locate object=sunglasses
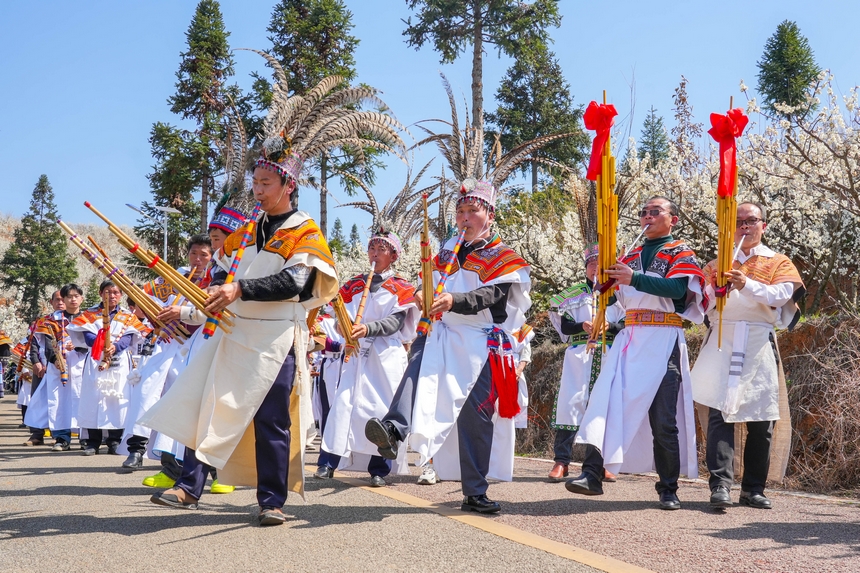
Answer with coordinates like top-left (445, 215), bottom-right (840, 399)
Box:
top-left (736, 218), bottom-right (763, 227)
top-left (638, 208), bottom-right (665, 218)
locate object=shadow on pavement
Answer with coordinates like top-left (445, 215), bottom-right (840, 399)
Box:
top-left (707, 520), bottom-right (860, 553)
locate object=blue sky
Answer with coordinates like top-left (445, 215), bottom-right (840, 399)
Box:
top-left (1, 0), bottom-right (857, 237)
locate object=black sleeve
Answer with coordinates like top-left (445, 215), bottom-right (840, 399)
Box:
top-left (364, 311), bottom-right (407, 338)
top-left (210, 266), bottom-right (228, 287)
top-left (238, 267), bottom-right (317, 302)
top-left (560, 316), bottom-right (585, 336)
top-left (449, 283), bottom-right (512, 315)
top-left (43, 339), bottom-right (57, 367)
top-left (28, 338), bottom-right (41, 364)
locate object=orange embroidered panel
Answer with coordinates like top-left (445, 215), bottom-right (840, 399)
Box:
top-left (263, 219), bottom-right (335, 267)
top-left (381, 276), bottom-right (417, 306)
top-left (339, 276), bottom-right (367, 304)
top-left (221, 222), bottom-right (257, 258)
top-left (514, 323), bottom-right (534, 343)
top-left (433, 237), bottom-right (527, 283)
top-left (705, 253), bottom-right (803, 287)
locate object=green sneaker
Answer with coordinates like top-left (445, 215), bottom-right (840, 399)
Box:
top-left (142, 471), bottom-right (176, 488)
top-left (210, 479), bottom-right (235, 494)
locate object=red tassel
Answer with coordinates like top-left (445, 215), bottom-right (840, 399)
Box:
top-left (91, 329), bottom-right (106, 362)
top-left (489, 353), bottom-right (521, 419)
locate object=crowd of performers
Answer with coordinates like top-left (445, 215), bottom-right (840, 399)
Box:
top-left (4, 156), bottom-right (803, 525)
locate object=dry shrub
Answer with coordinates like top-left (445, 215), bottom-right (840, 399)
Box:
top-left (782, 317), bottom-right (860, 494)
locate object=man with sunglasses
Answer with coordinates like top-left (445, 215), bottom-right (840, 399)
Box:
top-left (566, 196), bottom-right (706, 510)
top-left (691, 202), bottom-right (804, 510)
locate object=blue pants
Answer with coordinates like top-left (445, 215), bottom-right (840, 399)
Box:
top-left (316, 357), bottom-right (337, 469)
top-left (176, 350), bottom-right (295, 509)
top-left (52, 429), bottom-right (72, 445)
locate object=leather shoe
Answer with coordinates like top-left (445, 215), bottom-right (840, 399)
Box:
top-left (364, 418), bottom-right (399, 460)
top-left (658, 490), bottom-right (681, 510)
top-left (81, 447), bottom-right (98, 456)
top-left (739, 491), bottom-right (772, 509)
top-left (602, 469), bottom-right (618, 483)
top-left (258, 506), bottom-right (287, 526)
top-left (548, 462), bottom-right (569, 482)
top-left (106, 443), bottom-right (119, 455)
top-left (461, 494), bottom-right (501, 514)
top-left (369, 475), bottom-right (386, 487)
top-left (564, 473), bottom-right (604, 496)
top-left (314, 465), bottom-right (334, 479)
top-left (709, 485), bottom-right (732, 508)
top-left (120, 452), bottom-right (144, 472)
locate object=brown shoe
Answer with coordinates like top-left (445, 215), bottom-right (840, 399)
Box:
top-left (548, 462), bottom-right (569, 482)
top-left (603, 469), bottom-right (617, 482)
top-left (23, 439), bottom-right (44, 446)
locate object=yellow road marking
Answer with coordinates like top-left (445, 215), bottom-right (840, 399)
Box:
top-left (308, 466), bottom-right (654, 573)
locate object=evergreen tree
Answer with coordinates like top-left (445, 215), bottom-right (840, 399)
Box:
top-left (169, 0), bottom-right (235, 230)
top-left (485, 46), bottom-right (589, 189)
top-left (756, 20), bottom-right (821, 118)
top-left (638, 106), bottom-right (670, 165)
top-left (329, 217), bottom-right (346, 255)
top-left (254, 0), bottom-right (370, 237)
top-left (1, 175), bottom-right (77, 320)
top-left (132, 123), bottom-right (204, 271)
top-left (83, 274), bottom-right (101, 309)
top-left (670, 76), bottom-right (703, 177)
top-left (403, 0), bottom-right (561, 133)
top-left (348, 223), bottom-right (361, 250)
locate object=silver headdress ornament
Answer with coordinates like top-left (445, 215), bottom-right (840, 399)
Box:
top-left (414, 73), bottom-right (578, 219)
top-left (239, 48), bottom-right (408, 185)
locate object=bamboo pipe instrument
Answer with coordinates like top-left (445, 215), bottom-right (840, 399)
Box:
top-left (342, 261), bottom-right (377, 364)
top-left (84, 202), bottom-right (233, 333)
top-left (57, 220), bottom-right (189, 341)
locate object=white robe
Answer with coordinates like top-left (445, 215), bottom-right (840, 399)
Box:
top-left (34, 318), bottom-right (86, 431)
top-left (575, 267), bottom-right (704, 478)
top-left (411, 236), bottom-right (531, 483)
top-left (139, 211), bottom-right (338, 497)
top-left (68, 312), bottom-right (142, 430)
top-left (549, 285), bottom-right (626, 428)
top-left (322, 274), bottom-right (418, 475)
top-left (692, 244), bottom-right (800, 423)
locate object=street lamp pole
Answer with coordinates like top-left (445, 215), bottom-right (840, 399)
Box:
top-left (126, 204), bottom-right (181, 260)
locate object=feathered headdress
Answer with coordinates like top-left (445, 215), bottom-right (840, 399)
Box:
top-left (337, 156), bottom-right (440, 244)
top-left (240, 49), bottom-right (407, 185)
top-left (212, 103), bottom-right (254, 231)
top-left (414, 73), bottom-right (577, 216)
top-left (568, 177), bottom-right (599, 263)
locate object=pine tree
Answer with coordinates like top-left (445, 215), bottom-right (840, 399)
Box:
top-left (328, 217), bottom-right (346, 255)
top-left (254, 0), bottom-right (368, 237)
top-left (403, 0), bottom-right (561, 132)
top-left (756, 20), bottom-right (821, 118)
top-left (1, 175), bottom-right (77, 320)
top-left (83, 274), bottom-right (101, 309)
top-left (638, 106), bottom-right (670, 165)
top-left (671, 76), bottom-right (703, 177)
top-left (131, 123), bottom-right (204, 272)
top-left (485, 46), bottom-right (589, 189)
top-left (348, 223), bottom-right (361, 250)
top-left (169, 0), bottom-right (235, 230)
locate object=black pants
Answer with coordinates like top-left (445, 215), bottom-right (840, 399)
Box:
top-left (85, 428), bottom-right (123, 450)
top-left (176, 350), bottom-right (295, 509)
top-left (383, 335), bottom-right (495, 496)
top-left (583, 340), bottom-right (683, 494)
top-left (553, 429), bottom-right (577, 465)
top-left (706, 407), bottom-right (774, 494)
top-left (126, 434), bottom-right (148, 454)
top-left (316, 356), bottom-right (338, 469)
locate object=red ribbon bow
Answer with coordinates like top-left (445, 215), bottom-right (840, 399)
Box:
top-left (708, 108), bottom-right (748, 198)
top-left (584, 101), bottom-right (618, 181)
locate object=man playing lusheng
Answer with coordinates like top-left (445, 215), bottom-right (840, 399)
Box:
top-left (566, 196), bottom-right (706, 510)
top-left (141, 151), bottom-right (338, 526)
top-left (365, 178), bottom-right (531, 514)
top-left (691, 202), bottom-right (804, 510)
top-left (547, 246), bottom-right (624, 482)
top-left (320, 227), bottom-right (419, 486)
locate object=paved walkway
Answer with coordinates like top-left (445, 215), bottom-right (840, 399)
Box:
top-left (1, 396), bottom-right (858, 573)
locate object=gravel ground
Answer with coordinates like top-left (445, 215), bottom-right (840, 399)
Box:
top-left (362, 456), bottom-right (860, 573)
top-left (0, 397), bottom-right (599, 573)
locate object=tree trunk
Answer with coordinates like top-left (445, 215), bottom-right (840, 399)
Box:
top-left (471, 0), bottom-right (484, 149)
top-left (320, 154), bottom-right (328, 237)
top-left (532, 163), bottom-right (538, 192)
top-left (200, 170), bottom-right (209, 232)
